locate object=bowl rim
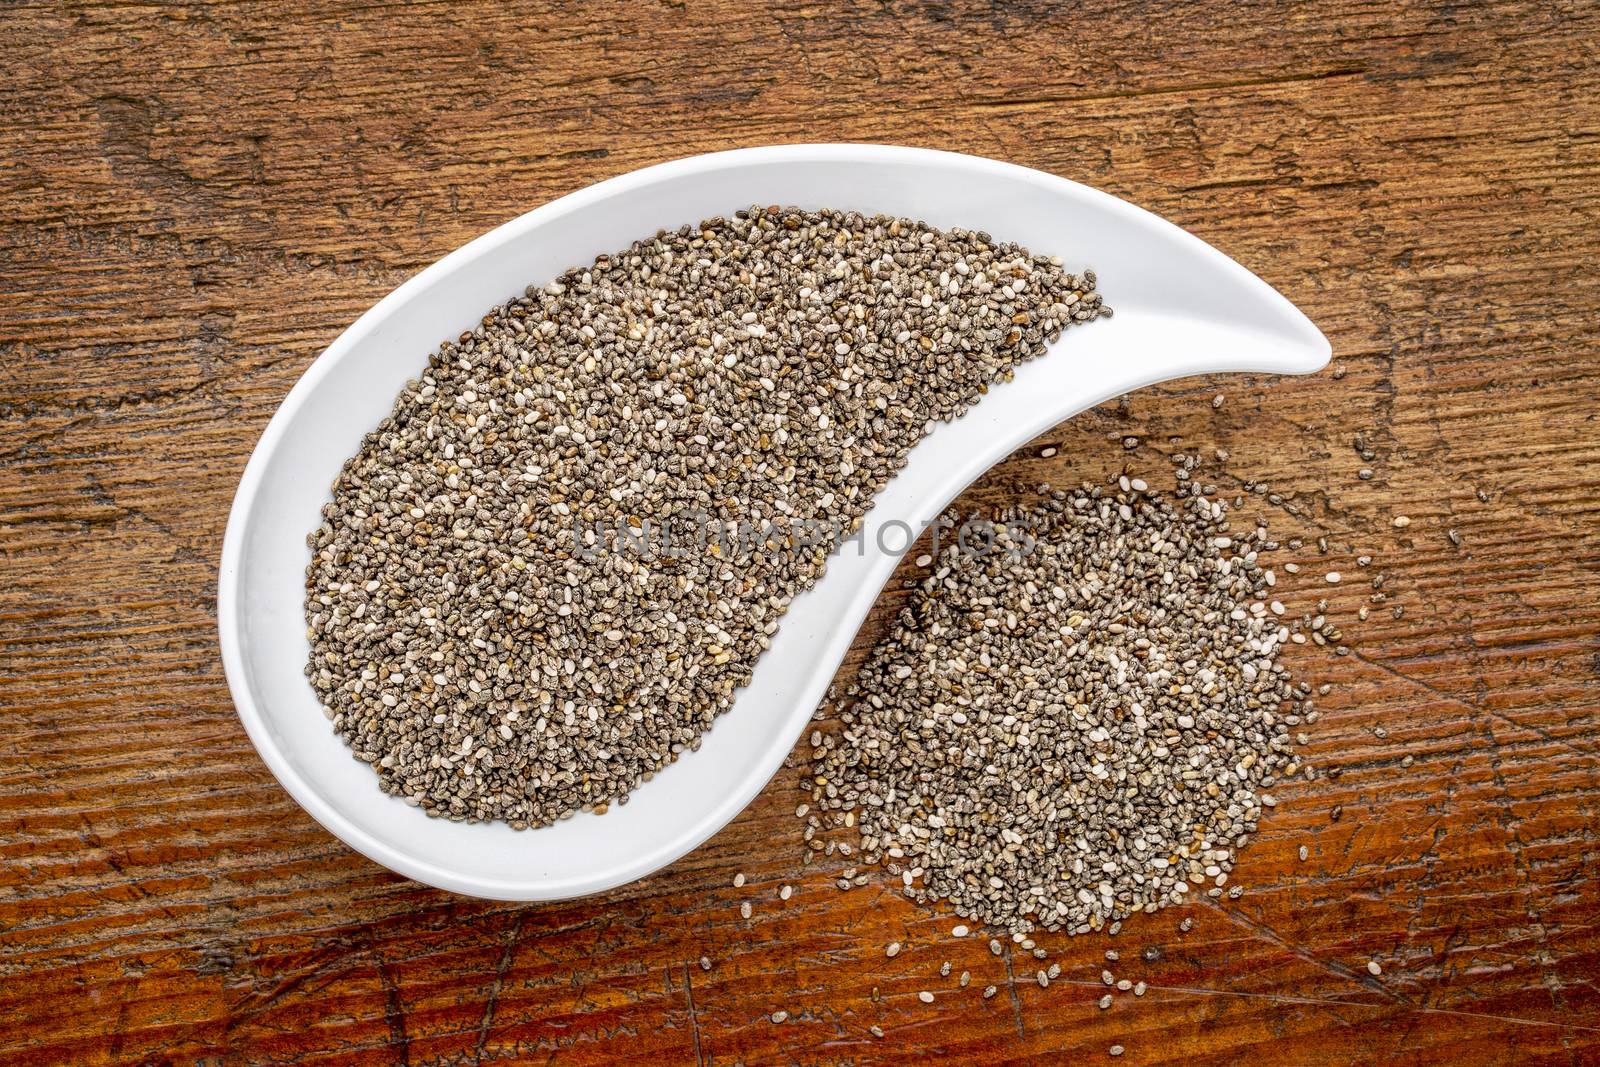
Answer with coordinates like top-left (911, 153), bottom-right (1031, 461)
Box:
top-left (217, 142), bottom-right (1327, 899)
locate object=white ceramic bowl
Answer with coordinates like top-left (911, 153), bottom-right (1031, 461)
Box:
top-left (218, 144), bottom-right (1329, 899)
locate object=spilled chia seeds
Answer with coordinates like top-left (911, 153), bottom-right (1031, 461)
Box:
top-left (800, 459), bottom-right (1323, 935)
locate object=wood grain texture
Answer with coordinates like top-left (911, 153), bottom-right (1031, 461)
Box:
top-left (2, 0), bottom-right (1597, 1063)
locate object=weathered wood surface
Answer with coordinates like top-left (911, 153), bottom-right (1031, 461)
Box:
top-left (2, 1), bottom-right (1598, 1063)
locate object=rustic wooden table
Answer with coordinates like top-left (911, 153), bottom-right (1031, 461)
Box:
top-left (3, 1), bottom-right (1598, 1064)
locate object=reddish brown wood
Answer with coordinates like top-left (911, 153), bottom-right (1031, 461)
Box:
top-left (2, 1), bottom-right (1597, 1063)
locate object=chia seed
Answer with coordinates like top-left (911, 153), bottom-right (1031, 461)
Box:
top-left (802, 469), bottom-right (1306, 934)
top-left (305, 207), bottom-right (1107, 826)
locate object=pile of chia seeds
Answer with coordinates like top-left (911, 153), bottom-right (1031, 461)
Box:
top-left (801, 467), bottom-right (1313, 935)
top-left (304, 206), bottom-right (1108, 827)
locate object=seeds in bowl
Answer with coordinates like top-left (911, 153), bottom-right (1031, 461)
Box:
top-left (304, 206), bottom-right (1109, 827)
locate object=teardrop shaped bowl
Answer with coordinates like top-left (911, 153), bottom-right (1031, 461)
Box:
top-left (218, 144), bottom-right (1330, 899)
